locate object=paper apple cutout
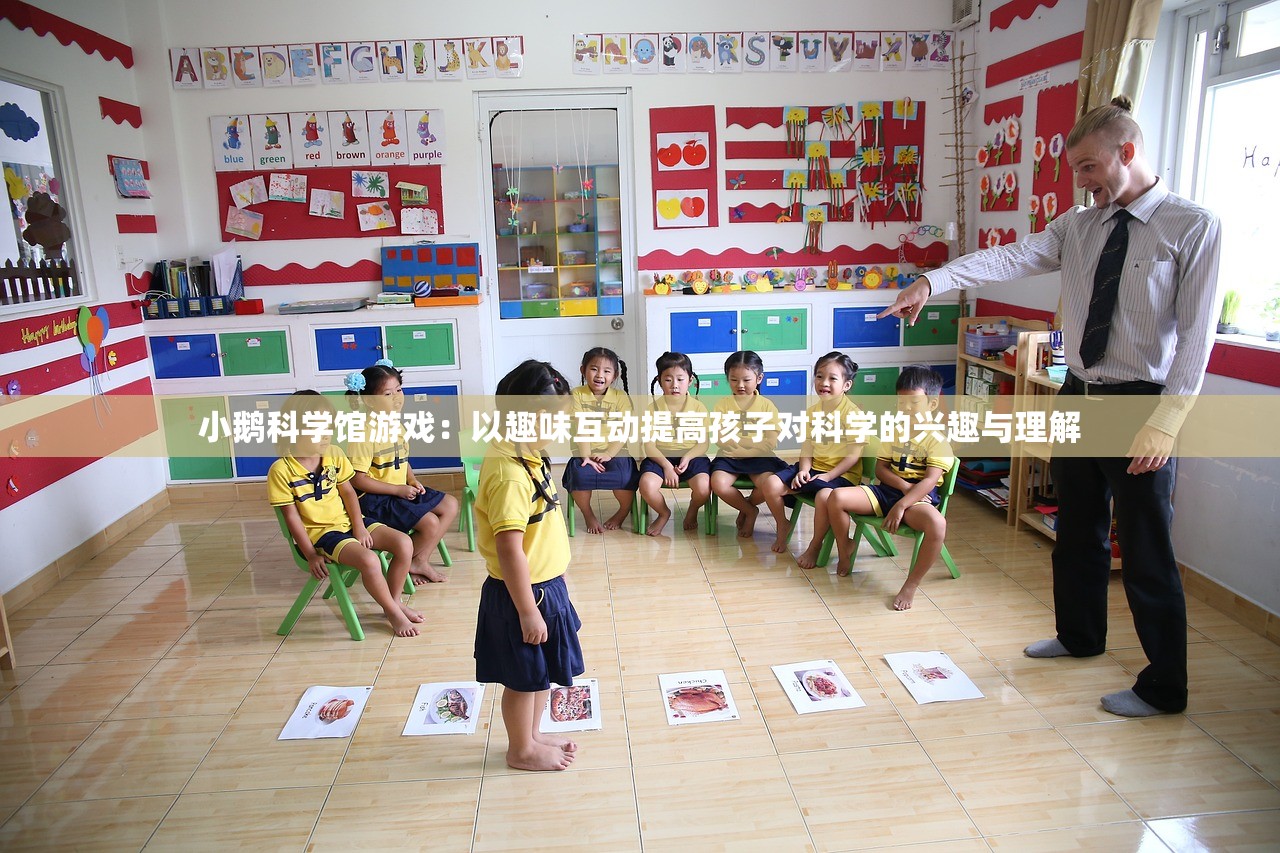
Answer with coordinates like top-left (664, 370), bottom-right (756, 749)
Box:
top-left (657, 144), bottom-right (682, 168)
top-left (682, 139), bottom-right (708, 167)
top-left (657, 197), bottom-right (682, 219)
top-left (680, 195), bottom-right (705, 218)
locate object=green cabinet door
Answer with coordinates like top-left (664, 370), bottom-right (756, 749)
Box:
top-left (850, 366), bottom-right (900, 416)
top-left (694, 375), bottom-right (732, 401)
top-left (740, 308), bottom-right (808, 352)
top-left (384, 323), bottom-right (456, 368)
top-left (218, 330), bottom-right (290, 376)
top-left (160, 395), bottom-right (233, 480)
top-left (903, 304), bottom-right (961, 347)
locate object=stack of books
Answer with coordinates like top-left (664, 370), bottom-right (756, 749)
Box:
top-left (365, 292), bottom-right (414, 310)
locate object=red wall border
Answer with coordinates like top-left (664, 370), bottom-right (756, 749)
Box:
top-left (990, 0), bottom-right (1062, 32)
top-left (0, 0), bottom-right (134, 68)
top-left (985, 32), bottom-right (1083, 88)
top-left (99, 97), bottom-right (142, 128)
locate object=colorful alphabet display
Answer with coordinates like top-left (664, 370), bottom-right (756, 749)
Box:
top-left (210, 111), bottom-right (445, 172)
top-left (170, 38), bottom-right (523, 88)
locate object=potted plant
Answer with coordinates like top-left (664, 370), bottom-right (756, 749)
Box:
top-left (1264, 285), bottom-right (1280, 342)
top-left (1218, 289), bottom-right (1242, 335)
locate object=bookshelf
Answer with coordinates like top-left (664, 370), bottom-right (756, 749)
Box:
top-left (492, 164), bottom-right (623, 319)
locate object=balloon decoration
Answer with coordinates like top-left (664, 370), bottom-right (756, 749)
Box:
top-left (77, 305), bottom-right (112, 422)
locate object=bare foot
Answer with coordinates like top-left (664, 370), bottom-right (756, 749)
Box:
top-left (506, 742), bottom-right (575, 771)
top-left (737, 505), bottom-right (758, 539)
top-left (583, 514), bottom-right (604, 534)
top-left (682, 508), bottom-right (700, 530)
top-left (410, 564), bottom-right (448, 584)
top-left (835, 556), bottom-right (852, 577)
top-left (646, 508), bottom-right (671, 537)
top-left (534, 731), bottom-right (579, 752)
top-left (893, 584), bottom-right (918, 611)
top-left (771, 524), bottom-right (792, 553)
top-left (386, 611), bottom-right (421, 637)
top-left (398, 602), bottom-right (425, 623)
top-left (602, 509), bottom-right (629, 530)
top-left (796, 544), bottom-right (821, 569)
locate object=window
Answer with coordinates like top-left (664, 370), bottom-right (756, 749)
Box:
top-left (1165, 0), bottom-right (1280, 336)
top-left (0, 71), bottom-right (86, 310)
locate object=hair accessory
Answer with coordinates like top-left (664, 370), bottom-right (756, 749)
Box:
top-left (374, 358), bottom-right (395, 368)
top-left (344, 371), bottom-right (366, 392)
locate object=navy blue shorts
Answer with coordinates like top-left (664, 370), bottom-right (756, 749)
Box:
top-left (860, 483), bottom-right (940, 517)
top-left (475, 575), bottom-right (584, 693)
top-left (638, 456), bottom-right (711, 483)
top-left (358, 488), bottom-right (446, 534)
top-left (711, 456), bottom-right (787, 477)
top-left (774, 463), bottom-right (857, 496)
top-left (561, 456), bottom-right (639, 492)
top-left (314, 518), bottom-right (384, 560)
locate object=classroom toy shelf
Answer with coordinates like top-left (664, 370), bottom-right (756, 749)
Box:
top-left (492, 164), bottom-right (623, 318)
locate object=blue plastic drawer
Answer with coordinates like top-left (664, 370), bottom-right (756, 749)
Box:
top-left (229, 392), bottom-right (286, 478)
top-left (314, 326), bottom-right (383, 372)
top-left (931, 363), bottom-right (958, 396)
top-left (832, 307), bottom-right (901, 348)
top-left (761, 369), bottom-right (808, 401)
top-left (670, 310), bottom-right (738, 354)
top-left (402, 384), bottom-right (461, 470)
top-left (150, 334), bottom-right (220, 379)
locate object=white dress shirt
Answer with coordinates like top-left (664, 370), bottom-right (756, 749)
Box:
top-left (924, 179), bottom-right (1221, 434)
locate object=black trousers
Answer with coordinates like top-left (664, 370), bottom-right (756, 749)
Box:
top-left (1049, 377), bottom-right (1187, 712)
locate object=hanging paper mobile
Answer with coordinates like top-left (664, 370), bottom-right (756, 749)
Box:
top-left (1049, 133), bottom-right (1065, 181)
top-left (783, 106), bottom-right (808, 158)
top-left (801, 205), bottom-right (826, 254)
top-left (784, 169), bottom-right (807, 218)
top-left (859, 101), bottom-right (884, 150)
top-left (821, 103), bottom-right (852, 140)
top-left (1033, 136), bottom-right (1046, 177)
top-left (806, 140), bottom-right (832, 190)
top-left (828, 169), bottom-right (848, 221)
top-left (894, 181), bottom-right (921, 221)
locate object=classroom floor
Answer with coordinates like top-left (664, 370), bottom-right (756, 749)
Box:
top-left (2, 484), bottom-right (1280, 852)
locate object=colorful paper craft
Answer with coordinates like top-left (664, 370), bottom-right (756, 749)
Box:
top-left (356, 200), bottom-right (395, 231)
top-left (111, 157), bottom-right (150, 198)
top-left (400, 207), bottom-right (439, 235)
top-left (352, 170), bottom-right (389, 198)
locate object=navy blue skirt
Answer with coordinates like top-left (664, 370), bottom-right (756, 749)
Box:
top-left (562, 456), bottom-right (639, 492)
top-left (639, 456), bottom-right (711, 483)
top-left (358, 488), bottom-right (446, 534)
top-left (711, 456), bottom-right (787, 477)
top-left (475, 575), bottom-right (584, 693)
top-left (774, 463), bottom-right (857, 495)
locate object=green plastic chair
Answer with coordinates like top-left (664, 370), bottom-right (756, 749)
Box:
top-left (781, 455), bottom-right (894, 566)
top-left (564, 481), bottom-right (646, 536)
top-left (845, 462), bottom-right (962, 578)
top-left (458, 456), bottom-right (482, 551)
top-left (274, 506), bottom-right (414, 641)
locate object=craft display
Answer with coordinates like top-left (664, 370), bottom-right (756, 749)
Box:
top-left (649, 105), bottom-right (718, 229)
top-left (1029, 82), bottom-right (1078, 233)
top-left (380, 243), bottom-right (480, 299)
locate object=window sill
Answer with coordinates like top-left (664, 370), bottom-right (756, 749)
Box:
top-left (0, 293), bottom-right (93, 321)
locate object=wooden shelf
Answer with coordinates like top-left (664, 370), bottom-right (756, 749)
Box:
top-left (1018, 510), bottom-right (1057, 540)
top-left (958, 350), bottom-right (1016, 376)
top-left (0, 593), bottom-right (13, 670)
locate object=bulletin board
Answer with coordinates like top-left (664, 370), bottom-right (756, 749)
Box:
top-left (213, 164), bottom-right (443, 241)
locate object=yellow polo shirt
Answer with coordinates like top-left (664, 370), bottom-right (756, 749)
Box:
top-left (348, 438), bottom-right (411, 490)
top-left (648, 394), bottom-right (709, 455)
top-left (267, 447), bottom-right (355, 543)
top-left (570, 385), bottom-right (633, 456)
top-left (808, 395), bottom-right (865, 472)
top-left (877, 431), bottom-right (955, 482)
top-left (476, 446), bottom-right (570, 584)
top-left (712, 393), bottom-right (780, 456)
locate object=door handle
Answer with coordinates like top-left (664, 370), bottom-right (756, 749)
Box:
top-left (610, 318), bottom-right (623, 330)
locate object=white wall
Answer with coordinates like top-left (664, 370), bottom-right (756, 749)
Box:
top-left (0, 0), bottom-right (165, 596)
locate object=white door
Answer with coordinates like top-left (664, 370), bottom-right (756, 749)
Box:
top-left (477, 90), bottom-right (642, 393)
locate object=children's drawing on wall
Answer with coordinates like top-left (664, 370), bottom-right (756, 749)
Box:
top-left (658, 33), bottom-right (685, 72)
top-left (401, 207), bottom-right (439, 235)
top-left (571, 33), bottom-right (601, 75)
top-left (907, 31), bottom-right (931, 71)
top-left (494, 36), bottom-right (524, 79)
top-left (881, 31), bottom-right (906, 71)
top-left (770, 32), bottom-right (797, 71)
top-left (464, 38), bottom-right (494, 80)
top-left (715, 33), bottom-right (742, 73)
top-left (930, 31), bottom-right (954, 69)
top-left (602, 34), bottom-right (630, 75)
top-left (743, 32), bottom-right (769, 72)
top-left (798, 31), bottom-right (826, 72)
top-left (853, 32), bottom-right (881, 72)
top-left (826, 31), bottom-right (852, 72)
top-left (225, 206), bottom-right (264, 239)
top-left (406, 39), bottom-right (434, 80)
top-left (632, 34), bottom-right (659, 75)
top-left (351, 170), bottom-right (389, 198)
top-left (434, 38), bottom-right (463, 81)
top-left (268, 173), bottom-right (307, 203)
top-left (229, 175), bottom-right (267, 208)
top-left (356, 200), bottom-right (395, 231)
top-left (308, 188), bottom-right (344, 219)
top-left (686, 33), bottom-right (714, 73)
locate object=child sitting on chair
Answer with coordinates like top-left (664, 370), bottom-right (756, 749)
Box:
top-left (825, 365), bottom-right (954, 610)
top-left (268, 391), bottom-right (420, 637)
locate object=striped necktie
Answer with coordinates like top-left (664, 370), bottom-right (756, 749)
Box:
top-left (1079, 209), bottom-right (1134, 368)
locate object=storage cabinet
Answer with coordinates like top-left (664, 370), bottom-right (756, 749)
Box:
top-left (218, 331), bottom-right (290, 376)
top-left (384, 323), bottom-right (455, 368)
top-left (314, 326), bottom-right (384, 372)
top-left (669, 307), bottom-right (810, 356)
top-left (833, 306), bottom-right (901, 348)
top-left (150, 334), bottom-right (220, 379)
top-left (160, 395), bottom-right (233, 481)
top-left (315, 321), bottom-right (458, 372)
top-left (904, 304), bottom-right (961, 347)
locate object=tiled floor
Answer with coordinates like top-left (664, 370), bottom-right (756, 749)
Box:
top-left (2, 487), bottom-right (1279, 851)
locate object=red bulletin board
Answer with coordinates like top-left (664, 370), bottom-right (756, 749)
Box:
top-left (1030, 82), bottom-right (1078, 233)
top-left (650, 105), bottom-right (719, 229)
top-left (213, 165), bottom-right (443, 242)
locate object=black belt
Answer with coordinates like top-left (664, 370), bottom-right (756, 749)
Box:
top-left (1062, 372), bottom-right (1163, 397)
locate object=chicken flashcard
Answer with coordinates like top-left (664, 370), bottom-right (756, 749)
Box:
top-left (288, 112), bottom-right (331, 167)
top-left (494, 36), bottom-right (524, 79)
top-left (658, 33), bottom-right (686, 73)
top-left (772, 660), bottom-right (866, 715)
top-left (268, 172), bottom-right (307, 203)
top-left (348, 42), bottom-right (380, 83)
top-left (327, 110), bottom-right (371, 166)
top-left (318, 43), bottom-right (349, 84)
top-left (377, 41), bottom-right (408, 82)
top-left (286, 44), bottom-right (319, 86)
top-left (464, 37), bottom-right (495, 80)
top-left (881, 32), bottom-right (906, 71)
top-left (403, 682), bottom-right (485, 736)
top-left (798, 32), bottom-right (827, 73)
top-left (259, 45), bottom-right (292, 87)
top-left (308, 188), bottom-right (344, 219)
top-left (356, 200), bottom-right (396, 231)
top-left (769, 32), bottom-right (798, 71)
top-left (199, 47), bottom-right (231, 90)
top-left (884, 651), bottom-right (984, 704)
top-left (407, 38), bottom-right (435, 80)
top-left (539, 679), bottom-right (603, 733)
top-left (351, 170), bottom-right (389, 198)
top-left (279, 686), bottom-right (372, 740)
top-left (366, 110), bottom-right (409, 166)
top-left (686, 33), bottom-right (714, 73)
top-left (571, 33), bottom-right (601, 75)
top-left (224, 206), bottom-right (264, 240)
top-left (853, 32), bottom-right (882, 72)
top-left (434, 38), bottom-right (464, 81)
top-left (230, 46), bottom-right (262, 87)
top-left (659, 670), bottom-right (740, 726)
top-left (249, 113), bottom-right (293, 169)
top-left (228, 175), bottom-right (267, 208)
top-left (827, 32), bottom-right (853, 72)
top-left (631, 34), bottom-right (659, 75)
top-left (210, 114), bottom-right (251, 171)
top-left (743, 32), bottom-right (770, 73)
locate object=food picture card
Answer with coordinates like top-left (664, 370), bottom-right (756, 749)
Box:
top-left (771, 660), bottom-right (866, 715)
top-left (224, 206), bottom-right (264, 239)
top-left (403, 682), bottom-right (485, 735)
top-left (352, 170), bottom-right (389, 198)
top-left (659, 670), bottom-right (740, 726)
top-left (356, 200), bottom-right (396, 231)
top-left (268, 172), bottom-right (307, 203)
top-left (884, 651), bottom-right (984, 704)
top-left (308, 188), bottom-right (344, 219)
top-left (279, 685), bottom-right (372, 740)
top-left (539, 678), bottom-right (603, 733)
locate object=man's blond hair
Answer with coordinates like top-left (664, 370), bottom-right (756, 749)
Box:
top-left (1067, 95), bottom-right (1144, 151)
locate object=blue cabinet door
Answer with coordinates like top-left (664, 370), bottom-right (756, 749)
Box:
top-left (930, 363), bottom-right (958, 396)
top-left (229, 392), bottom-right (287, 478)
top-left (832, 307), bottom-right (901, 348)
top-left (150, 334), bottom-right (220, 379)
top-left (670, 310), bottom-right (738, 354)
top-left (315, 326), bottom-right (383, 372)
top-left (402, 384), bottom-right (461, 470)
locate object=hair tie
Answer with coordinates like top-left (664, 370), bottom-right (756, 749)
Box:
top-left (374, 358), bottom-right (394, 368)
top-left (344, 371), bottom-right (366, 392)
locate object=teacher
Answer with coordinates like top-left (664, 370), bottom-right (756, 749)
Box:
top-left (880, 96), bottom-right (1221, 716)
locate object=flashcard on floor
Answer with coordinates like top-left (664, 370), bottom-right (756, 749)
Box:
top-left (539, 678), bottom-right (603, 733)
top-left (279, 685), bottom-right (372, 739)
top-left (884, 651), bottom-right (984, 704)
top-left (772, 660), bottom-right (866, 715)
top-left (659, 670), bottom-right (740, 726)
top-left (403, 682), bottom-right (485, 735)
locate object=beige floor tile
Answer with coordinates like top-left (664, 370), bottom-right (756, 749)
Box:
top-left (837, 609), bottom-right (985, 666)
top-left (946, 605), bottom-right (1059, 660)
top-left (151, 551), bottom-right (252, 577)
top-left (0, 722), bottom-right (98, 822)
top-left (635, 756), bottom-right (813, 851)
top-left (749, 668), bottom-right (914, 753)
top-left (918, 570), bottom-right (1047, 611)
top-left (376, 641), bottom-right (476, 683)
top-left (924, 730), bottom-right (1137, 835)
top-left (992, 655), bottom-right (1143, 726)
top-left (109, 653), bottom-right (274, 719)
top-left (877, 662), bottom-right (1050, 741)
top-left (1216, 633), bottom-right (1280, 680)
top-left (783, 743), bottom-right (979, 851)
top-left (144, 786), bottom-right (327, 851)
top-left (0, 794), bottom-right (175, 852)
top-left (114, 520), bottom-right (211, 549)
top-left (205, 565), bottom-right (311, 611)
top-left (6, 615), bottom-right (100, 666)
top-left (0, 665), bottom-right (40, 700)
top-left (473, 768), bottom-right (639, 852)
top-left (1061, 716), bottom-right (1280, 819)
top-left (0, 659), bottom-right (155, 726)
top-left (312, 779), bottom-right (481, 851)
top-left (1148, 809), bottom-right (1280, 852)
top-left (862, 842), bottom-right (991, 853)
top-left (49, 612), bottom-right (198, 664)
top-left (74, 544), bottom-right (181, 579)
top-left (275, 602), bottom-right (401, 652)
top-left (712, 577), bottom-right (832, 626)
top-left (986, 821), bottom-right (1166, 851)
top-left (248, 649), bottom-right (386, 696)
top-left (484, 688), bottom-right (630, 774)
top-left (11, 577), bottom-right (146, 620)
top-left (33, 714), bottom-right (227, 802)
top-left (611, 590), bottom-right (725, 634)
top-left (106, 572), bottom-right (239, 616)
top-left (729, 620), bottom-right (858, 670)
top-left (1109, 644), bottom-right (1280, 714)
top-left (622, 687), bottom-right (776, 768)
top-left (165, 608), bottom-right (286, 658)
top-left (1191, 708), bottom-right (1280, 785)
top-left (616, 627), bottom-right (747, 693)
